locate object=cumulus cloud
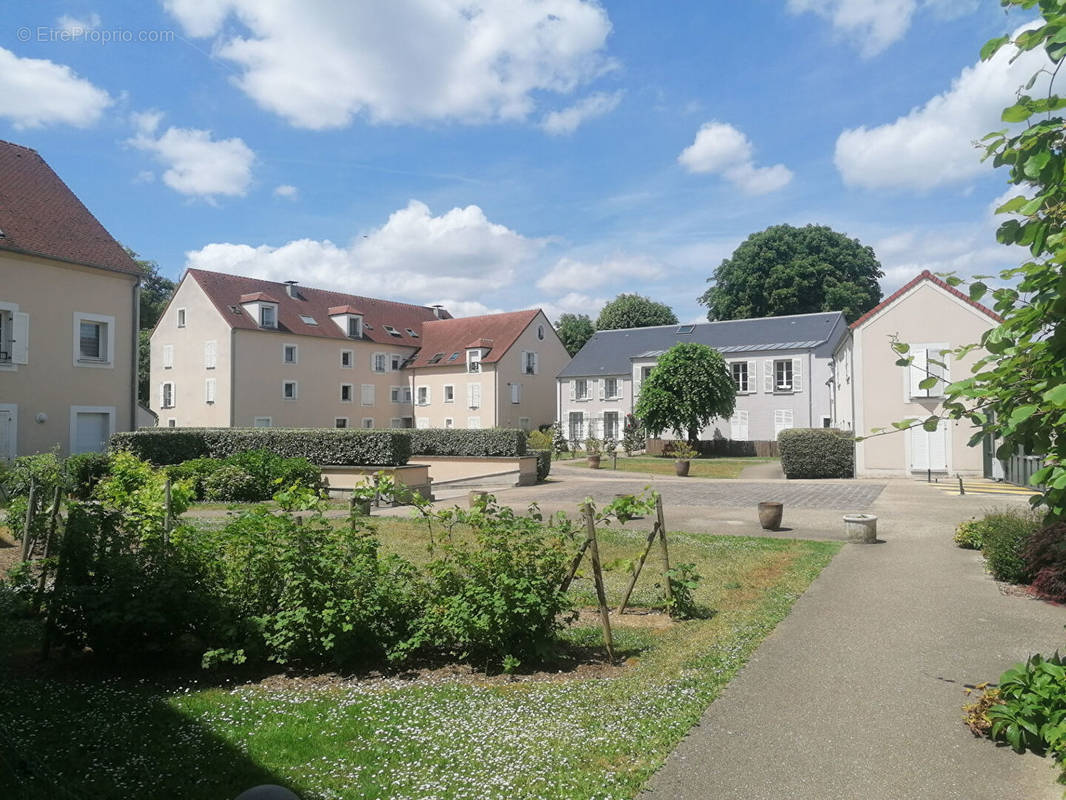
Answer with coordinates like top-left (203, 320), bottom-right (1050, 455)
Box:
top-left (184, 200), bottom-right (545, 306)
top-left (786, 0), bottom-right (916, 57)
top-left (162, 0), bottom-right (615, 129)
top-left (128, 111), bottom-right (255, 200)
top-left (273, 184), bottom-right (298, 199)
top-left (537, 254), bottom-right (665, 294)
top-left (538, 292), bottom-right (609, 324)
top-left (57, 13), bottom-right (102, 34)
top-left (0, 47), bottom-right (111, 129)
top-left (678, 122), bottom-right (793, 195)
top-left (834, 25), bottom-right (1048, 191)
top-left (540, 91), bottom-right (622, 135)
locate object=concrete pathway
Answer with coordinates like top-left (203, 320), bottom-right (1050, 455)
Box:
top-left (738, 459), bottom-right (786, 480)
top-left (641, 478), bottom-right (1065, 800)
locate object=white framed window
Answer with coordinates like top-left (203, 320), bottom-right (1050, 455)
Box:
top-left (260, 304), bottom-right (277, 329)
top-left (390, 386), bottom-right (411, 404)
top-left (341, 383), bottom-right (353, 403)
top-left (372, 352), bottom-right (387, 373)
top-left (167, 418), bottom-right (176, 428)
top-left (467, 350), bottom-right (482, 373)
top-left (908, 346), bottom-right (950, 399)
top-left (568, 411), bottom-right (585, 443)
top-left (467, 382), bottom-right (482, 409)
top-left (417, 386), bottom-right (430, 405)
top-left (604, 378), bottom-right (619, 399)
top-left (69, 406), bottom-right (116, 454)
top-left (537, 324), bottom-right (545, 340)
top-left (253, 416), bottom-right (272, 428)
top-left (731, 362), bottom-right (749, 393)
top-left (730, 411), bottom-right (749, 441)
top-left (282, 380), bottom-right (298, 400)
top-left (361, 417), bottom-right (375, 428)
top-left (519, 417), bottom-right (531, 432)
top-left (766, 358), bottom-right (802, 393)
top-left (160, 381), bottom-right (175, 409)
top-left (390, 353), bottom-right (405, 371)
top-left (204, 340), bottom-right (217, 369)
top-left (640, 366), bottom-right (653, 382)
top-left (176, 308), bottom-right (187, 328)
top-left (162, 344), bottom-right (174, 369)
top-left (774, 409), bottom-right (794, 437)
top-left (348, 316), bottom-right (362, 338)
top-left (283, 343), bottom-right (298, 364)
top-left (467, 416), bottom-right (482, 429)
top-left (0, 302), bottom-right (28, 368)
top-left (335, 417), bottom-right (349, 429)
top-left (510, 383), bottom-right (522, 404)
top-left (416, 417), bottom-right (430, 429)
top-left (73, 312), bottom-right (115, 367)
top-left (574, 379), bottom-right (589, 401)
top-left (390, 417), bottom-right (404, 428)
top-left (444, 417), bottom-right (454, 429)
top-left (361, 384), bottom-right (375, 406)
top-left (340, 349), bottom-right (353, 368)
top-left (774, 359), bottom-right (793, 391)
top-left (603, 411), bottom-right (619, 440)
top-left (204, 378), bottom-right (216, 404)
top-left (822, 416), bottom-right (833, 428)
top-left (443, 384), bottom-right (455, 403)
top-left (522, 351), bottom-right (538, 375)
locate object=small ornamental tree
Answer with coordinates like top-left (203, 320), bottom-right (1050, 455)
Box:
top-left (551, 421), bottom-right (570, 458)
top-left (622, 413), bottom-right (645, 456)
top-left (596, 293), bottom-right (678, 330)
top-left (634, 343), bottom-right (736, 443)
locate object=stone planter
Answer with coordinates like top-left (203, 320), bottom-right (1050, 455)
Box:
top-left (758, 501), bottom-right (784, 531)
top-left (587, 455), bottom-right (601, 469)
top-left (674, 459), bottom-right (690, 477)
top-left (844, 513), bottom-right (878, 543)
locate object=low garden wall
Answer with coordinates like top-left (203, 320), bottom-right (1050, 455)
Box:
top-left (646, 438), bottom-right (780, 458)
top-left (319, 464), bottom-right (432, 500)
top-left (414, 456), bottom-right (540, 487)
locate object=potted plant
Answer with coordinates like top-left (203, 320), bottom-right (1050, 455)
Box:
top-left (585, 436), bottom-right (603, 469)
top-left (669, 441), bottom-right (697, 476)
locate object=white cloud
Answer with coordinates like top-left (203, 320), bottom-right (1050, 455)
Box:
top-left (163, 0), bottom-right (615, 129)
top-left (57, 13), bottom-right (102, 34)
top-left (834, 26), bottom-right (1048, 191)
top-left (537, 254), bottom-right (665, 293)
top-left (184, 200), bottom-right (544, 305)
top-left (538, 292), bottom-right (609, 324)
top-left (128, 111), bottom-right (255, 200)
top-left (678, 122), bottom-right (793, 195)
top-left (787, 0), bottom-right (915, 57)
top-left (0, 47), bottom-right (111, 129)
top-left (273, 184), bottom-right (299, 199)
top-left (540, 91), bottom-right (622, 135)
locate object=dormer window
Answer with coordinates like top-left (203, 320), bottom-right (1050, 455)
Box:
top-left (348, 317), bottom-right (361, 338)
top-left (239, 292), bottom-right (280, 330)
top-left (467, 350), bottom-right (482, 373)
top-left (329, 305), bottom-right (364, 339)
top-left (260, 305), bottom-right (276, 328)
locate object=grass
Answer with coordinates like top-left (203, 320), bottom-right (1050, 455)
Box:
top-left (563, 454), bottom-right (778, 479)
top-left (0, 515), bottom-right (838, 800)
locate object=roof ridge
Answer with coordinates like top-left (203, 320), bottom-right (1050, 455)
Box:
top-left (593, 310), bottom-right (843, 335)
top-left (0, 139), bottom-right (39, 155)
top-left (849, 270), bottom-right (1001, 329)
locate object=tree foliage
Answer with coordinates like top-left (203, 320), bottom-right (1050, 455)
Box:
top-left (126, 248), bottom-right (175, 404)
top-left (891, 4), bottom-right (1066, 520)
top-left (634, 343), bottom-right (736, 443)
top-left (596, 293), bottom-right (678, 330)
top-left (555, 313), bottom-right (596, 356)
top-left (700, 224), bottom-right (883, 323)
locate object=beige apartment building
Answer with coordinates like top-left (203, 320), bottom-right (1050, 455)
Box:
top-left (834, 270), bottom-right (1000, 477)
top-left (0, 140), bottom-right (142, 457)
top-left (404, 309), bottom-right (569, 431)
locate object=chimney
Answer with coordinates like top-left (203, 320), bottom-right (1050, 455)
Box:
top-left (432, 304), bottom-right (445, 319)
top-left (284, 280), bottom-right (300, 299)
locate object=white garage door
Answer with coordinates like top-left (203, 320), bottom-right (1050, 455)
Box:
top-left (72, 410), bottom-right (111, 454)
top-left (0, 408), bottom-right (15, 459)
top-left (910, 421), bottom-right (947, 472)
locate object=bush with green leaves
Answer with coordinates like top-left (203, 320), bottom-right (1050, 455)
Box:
top-left (1023, 522), bottom-right (1066, 602)
top-left (1, 452), bottom-right (66, 500)
top-left (981, 508), bottom-right (1043, 584)
top-left (65, 452), bottom-right (112, 500)
top-left (527, 429), bottom-right (553, 451)
top-left (622, 413), bottom-right (645, 456)
top-left (985, 653), bottom-right (1066, 760)
top-left (532, 449), bottom-right (551, 482)
top-left (407, 428), bottom-right (527, 457)
top-left (954, 519), bottom-right (986, 550)
top-left (778, 428), bottom-right (854, 479)
top-left (165, 450), bottom-right (320, 501)
top-left (203, 465), bottom-right (260, 503)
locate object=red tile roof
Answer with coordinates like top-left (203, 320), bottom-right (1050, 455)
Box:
top-left (240, 291), bottom-right (279, 303)
top-left (850, 269), bottom-right (1002, 330)
top-left (0, 140), bottom-right (141, 275)
top-left (408, 310), bottom-right (541, 368)
top-left (466, 338), bottom-right (495, 349)
top-left (188, 269), bottom-right (451, 345)
top-left (328, 304), bottom-right (364, 316)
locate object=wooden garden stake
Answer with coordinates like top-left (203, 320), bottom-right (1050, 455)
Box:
top-left (559, 536), bottom-right (592, 593)
top-left (656, 494), bottom-right (673, 607)
top-left (35, 486), bottom-right (63, 607)
top-left (617, 522), bottom-right (660, 615)
top-left (583, 503), bottom-right (615, 663)
top-left (20, 479), bottom-right (36, 562)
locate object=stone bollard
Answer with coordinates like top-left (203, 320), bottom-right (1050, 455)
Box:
top-left (843, 513), bottom-right (878, 543)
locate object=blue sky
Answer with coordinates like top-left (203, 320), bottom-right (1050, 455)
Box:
top-left (0, 0), bottom-right (1040, 321)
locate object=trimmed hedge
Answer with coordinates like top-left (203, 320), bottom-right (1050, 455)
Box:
top-left (407, 428), bottom-right (527, 457)
top-left (778, 428), bottom-right (854, 479)
top-left (533, 449), bottom-right (551, 482)
top-left (110, 428), bottom-right (411, 466)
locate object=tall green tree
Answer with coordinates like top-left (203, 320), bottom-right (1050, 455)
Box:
top-left (555, 313), bottom-right (595, 356)
top-left (700, 224), bottom-right (883, 323)
top-left (634, 342), bottom-right (735, 443)
top-left (125, 248), bottom-right (176, 404)
top-left (596, 293), bottom-right (678, 330)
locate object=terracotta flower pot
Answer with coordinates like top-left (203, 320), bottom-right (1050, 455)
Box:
top-left (675, 459), bottom-right (690, 477)
top-left (758, 501), bottom-right (783, 531)
top-left (587, 455), bottom-right (601, 469)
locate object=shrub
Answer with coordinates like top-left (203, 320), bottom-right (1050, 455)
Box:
top-left (1023, 522), bottom-right (1066, 602)
top-left (954, 519), bottom-right (987, 550)
top-left (622, 414), bottom-right (645, 456)
top-left (224, 450), bottom-right (320, 498)
top-left (528, 429), bottom-right (553, 451)
top-left (203, 465), bottom-right (259, 502)
top-left (533, 449), bottom-right (551, 482)
top-left (65, 452), bottom-right (112, 500)
top-left (407, 428), bottom-right (527, 457)
top-left (985, 653), bottom-right (1066, 758)
top-left (981, 508), bottom-right (1043, 583)
top-left (109, 430), bottom-right (209, 464)
top-left (1, 452), bottom-right (65, 499)
top-left (778, 428), bottom-right (854, 479)
top-left (165, 457), bottom-right (224, 500)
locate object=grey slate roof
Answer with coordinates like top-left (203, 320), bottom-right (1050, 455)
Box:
top-left (558, 312), bottom-right (847, 378)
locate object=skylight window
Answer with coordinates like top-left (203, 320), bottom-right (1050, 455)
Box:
top-left (384, 325), bottom-right (403, 337)
top-left (677, 324), bottom-right (695, 334)
top-left (447, 352), bottom-right (460, 362)
top-left (299, 314), bottom-right (318, 325)
top-left (428, 352), bottom-right (445, 364)
top-left (406, 328), bottom-right (419, 338)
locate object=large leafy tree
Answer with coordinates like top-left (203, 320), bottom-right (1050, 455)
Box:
top-left (700, 224), bottom-right (883, 323)
top-left (126, 248), bottom-right (175, 404)
top-left (596, 293), bottom-right (678, 330)
top-left (556, 313), bottom-right (596, 356)
top-left (634, 343), bottom-right (735, 443)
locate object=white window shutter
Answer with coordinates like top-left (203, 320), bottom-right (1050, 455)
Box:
top-left (159, 383), bottom-right (165, 409)
top-left (792, 357), bottom-right (803, 393)
top-left (204, 340), bottom-right (217, 369)
top-left (940, 351), bottom-right (951, 390)
top-left (909, 349), bottom-right (928, 398)
top-left (11, 312), bottom-right (29, 364)
top-left (162, 344), bottom-right (174, 369)
top-left (569, 380), bottom-right (576, 401)
top-left (533, 352), bottom-right (539, 375)
top-left (746, 360), bottom-right (755, 393)
top-left (910, 424), bottom-right (929, 470)
top-left (204, 378), bottom-right (216, 403)
top-left (763, 360), bottom-right (774, 393)
top-left (598, 379), bottom-right (606, 400)
top-left (473, 384), bottom-right (481, 408)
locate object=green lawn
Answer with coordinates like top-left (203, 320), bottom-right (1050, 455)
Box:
top-left (0, 516), bottom-right (837, 800)
top-left (563, 454), bottom-right (778, 479)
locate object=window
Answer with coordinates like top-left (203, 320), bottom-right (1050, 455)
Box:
top-left (510, 383), bottom-right (522, 404)
top-left (260, 305), bottom-right (277, 329)
top-left (640, 366), bottom-right (653, 382)
top-left (467, 350), bottom-right (481, 373)
top-left (537, 324), bottom-right (544, 340)
top-left (467, 416), bottom-right (482, 429)
top-left (677, 324), bottom-right (695, 334)
top-left (204, 340), bottom-right (217, 369)
top-left (417, 386), bottom-right (430, 405)
top-left (362, 417), bottom-right (374, 428)
top-left (361, 384), bottom-right (375, 406)
top-left (253, 416), bottom-right (272, 428)
top-left (372, 352), bottom-right (387, 373)
top-left (384, 325), bottom-right (402, 337)
top-left (731, 362), bottom-right (749, 393)
top-left (390, 417), bottom-right (404, 428)
top-left (908, 347), bottom-right (949, 399)
top-left (604, 378), bottom-right (619, 399)
top-left (774, 409), bottom-right (794, 436)
top-left (444, 417), bottom-right (454, 429)
top-left (603, 411), bottom-right (619, 440)
top-left (204, 378), bottom-right (216, 404)
top-left (574, 379), bottom-right (589, 401)
top-left (0, 303), bottom-right (28, 367)
top-left (282, 380), bottom-right (298, 400)
top-left (335, 417), bottom-right (348, 429)
top-left (390, 353), bottom-right (405, 371)
top-left (766, 358), bottom-right (802, 393)
top-left (568, 411), bottom-right (585, 443)
top-left (774, 359), bottom-right (793, 391)
top-left (341, 384), bottom-right (353, 402)
top-left (428, 352), bottom-right (444, 364)
top-left (299, 314), bottom-right (318, 326)
top-left (341, 349), bottom-right (353, 368)
top-left (390, 386), bottom-right (411, 404)
top-left (167, 418), bottom-right (176, 428)
top-left (443, 385), bottom-right (455, 403)
top-left (283, 343), bottom-right (298, 364)
top-left (74, 313), bottom-right (114, 367)
top-left (519, 417), bottom-right (531, 432)
top-left (467, 383), bottom-right (482, 409)
top-left (447, 352), bottom-right (460, 362)
top-left (523, 351), bottom-right (538, 375)
top-left (406, 328), bottom-right (419, 338)
top-left (822, 416), bottom-right (832, 428)
top-left (162, 344), bottom-right (174, 369)
top-left (347, 317), bottom-right (362, 338)
top-left (177, 308), bottom-right (187, 328)
top-left (160, 382), bottom-right (175, 409)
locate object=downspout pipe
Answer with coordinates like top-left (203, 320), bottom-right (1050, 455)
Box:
top-left (131, 278), bottom-right (141, 431)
